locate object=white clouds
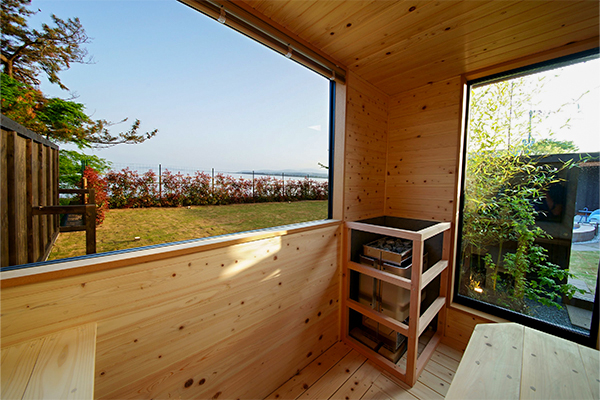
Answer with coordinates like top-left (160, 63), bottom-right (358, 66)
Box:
top-left (308, 125), bottom-right (322, 131)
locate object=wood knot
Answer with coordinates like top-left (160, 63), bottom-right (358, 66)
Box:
top-left (409, 6), bottom-right (416, 12)
top-left (184, 379), bottom-right (194, 388)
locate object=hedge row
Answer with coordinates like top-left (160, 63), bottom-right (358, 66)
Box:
top-left (105, 168), bottom-right (328, 208)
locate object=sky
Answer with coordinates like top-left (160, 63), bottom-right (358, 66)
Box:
top-left (26, 0), bottom-right (600, 173)
top-left (31, 0), bottom-right (331, 174)
top-left (532, 59), bottom-right (600, 152)
top-left (470, 57), bottom-right (600, 153)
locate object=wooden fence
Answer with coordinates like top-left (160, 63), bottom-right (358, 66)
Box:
top-left (1, 115), bottom-right (99, 269)
top-left (1, 115), bottom-right (60, 268)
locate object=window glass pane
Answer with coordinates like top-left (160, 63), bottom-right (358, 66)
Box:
top-left (457, 55), bottom-right (599, 340)
top-left (1, 0), bottom-right (330, 269)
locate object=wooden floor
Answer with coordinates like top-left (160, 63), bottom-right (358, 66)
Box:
top-left (266, 339), bottom-right (463, 400)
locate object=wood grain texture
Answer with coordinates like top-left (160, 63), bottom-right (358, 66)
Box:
top-left (299, 349), bottom-right (366, 399)
top-left (331, 360), bottom-right (382, 399)
top-left (1, 337), bottom-right (45, 399)
top-left (447, 324), bottom-right (599, 399)
top-left (578, 344), bottom-right (600, 400)
top-left (1, 324), bottom-right (96, 400)
top-left (265, 341), bottom-right (352, 400)
top-left (22, 323), bottom-right (97, 400)
top-left (443, 306), bottom-right (499, 349)
top-left (1, 224), bottom-right (341, 400)
top-left (445, 323), bottom-right (523, 400)
top-left (521, 326), bottom-right (593, 400)
top-left (1, 127), bottom-right (59, 268)
top-left (385, 78), bottom-right (463, 222)
top-left (268, 336), bottom-right (463, 400)
top-left (343, 72), bottom-right (388, 221)
top-left (239, 1), bottom-right (599, 95)
top-left (1, 129), bottom-right (8, 268)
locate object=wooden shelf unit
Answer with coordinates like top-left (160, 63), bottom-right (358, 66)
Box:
top-left (342, 220), bottom-right (451, 386)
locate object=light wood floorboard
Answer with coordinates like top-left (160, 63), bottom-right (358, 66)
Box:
top-left (267, 338), bottom-right (463, 400)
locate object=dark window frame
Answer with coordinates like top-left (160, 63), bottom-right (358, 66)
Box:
top-left (454, 48), bottom-right (600, 348)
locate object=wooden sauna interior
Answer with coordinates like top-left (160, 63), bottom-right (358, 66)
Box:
top-left (1, 1), bottom-right (598, 398)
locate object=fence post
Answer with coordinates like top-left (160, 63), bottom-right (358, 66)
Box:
top-left (85, 188), bottom-right (96, 255)
top-left (282, 172), bottom-right (285, 199)
top-left (26, 139), bottom-right (34, 263)
top-left (212, 168), bottom-right (215, 194)
top-left (252, 170), bottom-right (255, 202)
top-left (159, 164), bottom-right (162, 200)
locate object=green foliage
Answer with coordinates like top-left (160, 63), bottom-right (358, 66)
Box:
top-left (59, 149), bottom-right (112, 189)
top-left (2, 72), bottom-right (158, 148)
top-left (0, 72), bottom-right (46, 132)
top-left (1, 2), bottom-right (158, 148)
top-left (528, 138), bottom-right (579, 155)
top-left (461, 73), bottom-right (585, 312)
top-left (1, 0), bottom-right (90, 90)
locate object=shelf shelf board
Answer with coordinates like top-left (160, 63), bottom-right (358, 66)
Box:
top-left (420, 259), bottom-right (448, 290)
top-left (346, 298), bottom-right (410, 337)
top-left (348, 261), bottom-right (412, 290)
top-left (419, 297), bottom-right (446, 336)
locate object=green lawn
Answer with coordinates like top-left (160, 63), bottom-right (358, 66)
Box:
top-left (49, 200), bottom-right (328, 260)
top-left (569, 249), bottom-right (600, 292)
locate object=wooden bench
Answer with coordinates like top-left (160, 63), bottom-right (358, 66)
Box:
top-left (446, 323), bottom-right (599, 399)
top-left (1, 323), bottom-right (97, 400)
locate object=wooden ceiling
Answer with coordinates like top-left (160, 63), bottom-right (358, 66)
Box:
top-left (238, 0), bottom-right (599, 95)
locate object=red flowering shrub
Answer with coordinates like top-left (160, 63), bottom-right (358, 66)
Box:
top-left (83, 166), bottom-right (109, 225)
top-left (105, 168), bottom-right (328, 208)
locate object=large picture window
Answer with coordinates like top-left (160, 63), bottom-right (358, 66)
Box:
top-left (1, 0), bottom-right (332, 270)
top-left (455, 50), bottom-right (600, 346)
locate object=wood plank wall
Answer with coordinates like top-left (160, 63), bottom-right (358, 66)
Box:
top-left (343, 72), bottom-right (389, 221)
top-left (385, 78), bottom-right (464, 222)
top-left (0, 224), bottom-right (341, 399)
top-left (384, 77), bottom-right (472, 349)
top-left (1, 125), bottom-right (59, 268)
